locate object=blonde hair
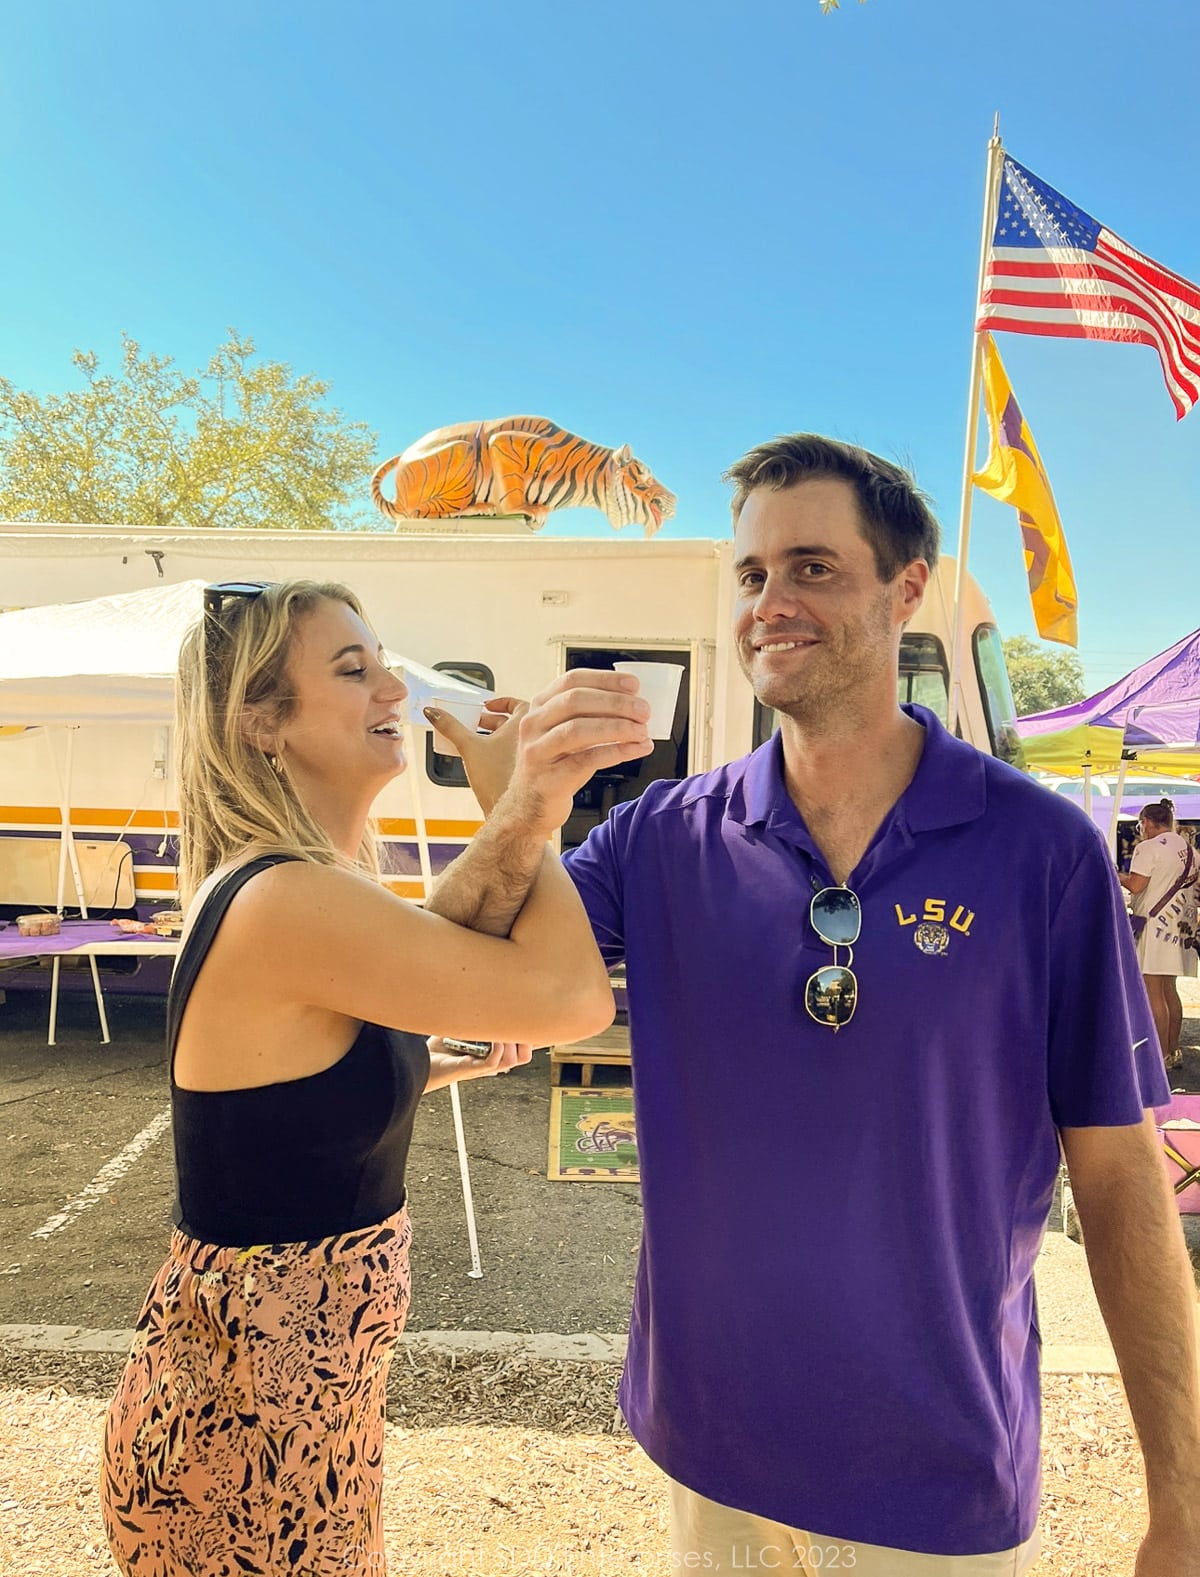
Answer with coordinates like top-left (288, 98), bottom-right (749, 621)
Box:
top-left (176, 580), bottom-right (383, 907)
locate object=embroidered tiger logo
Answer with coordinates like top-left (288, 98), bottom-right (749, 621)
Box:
top-left (913, 922), bottom-right (950, 957)
top-left (370, 416), bottom-right (676, 534)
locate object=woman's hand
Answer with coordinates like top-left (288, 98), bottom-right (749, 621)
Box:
top-left (426, 696), bottom-right (525, 815)
top-left (426, 670), bottom-right (652, 828)
top-left (424, 1037), bottom-right (534, 1092)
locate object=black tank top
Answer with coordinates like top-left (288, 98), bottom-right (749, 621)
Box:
top-left (169, 855), bottom-right (430, 1247)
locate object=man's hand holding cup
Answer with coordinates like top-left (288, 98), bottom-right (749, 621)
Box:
top-left (424, 670), bottom-right (653, 832)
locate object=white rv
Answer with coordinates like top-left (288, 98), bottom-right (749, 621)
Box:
top-left (0, 520), bottom-right (1018, 927)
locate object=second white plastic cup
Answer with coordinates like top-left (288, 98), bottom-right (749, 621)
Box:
top-left (613, 662), bottom-right (684, 739)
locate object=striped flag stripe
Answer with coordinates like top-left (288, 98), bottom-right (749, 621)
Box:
top-left (982, 307), bottom-right (1161, 339)
top-left (981, 315), bottom-right (1161, 346)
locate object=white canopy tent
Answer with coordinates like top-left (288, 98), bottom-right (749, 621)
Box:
top-left (0, 578), bottom-right (491, 901)
top-left (0, 579), bottom-right (491, 1275)
top-left (0, 577), bottom-right (488, 722)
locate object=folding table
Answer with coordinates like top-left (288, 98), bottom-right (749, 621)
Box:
top-left (0, 921), bottom-right (179, 1044)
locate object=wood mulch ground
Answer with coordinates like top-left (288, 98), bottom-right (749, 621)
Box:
top-left (0, 1350), bottom-right (1155, 1575)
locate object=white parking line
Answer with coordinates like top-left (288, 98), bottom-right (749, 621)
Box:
top-left (29, 1106), bottom-right (171, 1242)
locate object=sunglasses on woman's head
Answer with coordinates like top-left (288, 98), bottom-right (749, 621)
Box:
top-left (202, 583), bottom-right (277, 677)
top-left (203, 581), bottom-right (275, 617)
top-left (805, 885), bottom-right (861, 1031)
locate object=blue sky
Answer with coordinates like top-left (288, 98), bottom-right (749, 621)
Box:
top-left (4, 0), bottom-right (1198, 692)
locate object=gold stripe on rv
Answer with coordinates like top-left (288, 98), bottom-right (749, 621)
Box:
top-left (0, 807), bottom-right (483, 838)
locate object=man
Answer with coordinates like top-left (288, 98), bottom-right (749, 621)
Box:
top-left (443, 434), bottom-right (1200, 1576)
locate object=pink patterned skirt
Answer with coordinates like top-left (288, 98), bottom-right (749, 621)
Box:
top-left (101, 1208), bottom-right (412, 1576)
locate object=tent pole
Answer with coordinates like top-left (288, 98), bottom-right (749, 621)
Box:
top-left (402, 723), bottom-right (436, 898)
top-left (52, 727), bottom-right (89, 917)
top-left (1107, 758), bottom-right (1131, 861)
top-left (1082, 763), bottom-right (1093, 820)
top-left (402, 722), bottom-right (484, 1281)
top-left (53, 730), bottom-right (68, 914)
top-left (448, 1078), bottom-right (484, 1280)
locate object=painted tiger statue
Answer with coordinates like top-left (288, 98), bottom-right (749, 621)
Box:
top-left (370, 416), bottom-right (676, 534)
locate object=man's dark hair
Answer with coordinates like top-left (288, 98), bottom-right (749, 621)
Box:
top-left (722, 434), bottom-right (941, 581)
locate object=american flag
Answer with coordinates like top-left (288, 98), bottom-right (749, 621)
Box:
top-left (977, 156), bottom-right (1200, 420)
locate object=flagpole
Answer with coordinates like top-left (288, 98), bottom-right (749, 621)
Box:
top-left (947, 119), bottom-right (1006, 736)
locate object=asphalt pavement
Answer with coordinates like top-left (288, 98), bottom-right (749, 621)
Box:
top-left (2, 978), bottom-right (1197, 1364)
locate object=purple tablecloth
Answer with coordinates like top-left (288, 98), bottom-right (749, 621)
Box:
top-left (0, 921), bottom-right (174, 961)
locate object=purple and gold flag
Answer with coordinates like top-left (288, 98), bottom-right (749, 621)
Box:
top-left (973, 333), bottom-right (1079, 647)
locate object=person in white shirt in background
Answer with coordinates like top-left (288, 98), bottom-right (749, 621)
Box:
top-left (1120, 798), bottom-right (1199, 1070)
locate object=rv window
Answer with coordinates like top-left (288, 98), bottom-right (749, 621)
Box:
top-left (425, 662), bottom-right (496, 789)
top-left (898, 633), bottom-right (949, 723)
top-left (752, 700), bottom-right (779, 750)
top-left (430, 661), bottom-right (495, 690)
top-left (972, 625), bottom-right (1026, 767)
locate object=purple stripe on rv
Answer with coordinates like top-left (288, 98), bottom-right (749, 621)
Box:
top-left (0, 831), bottom-right (470, 875)
top-left (0, 828), bottom-right (178, 866)
top-left (379, 841), bottom-right (465, 878)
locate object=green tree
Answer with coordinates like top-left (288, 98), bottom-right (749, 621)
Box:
top-left (819, 1), bottom-right (869, 12)
top-left (0, 332), bottom-right (378, 531)
top-left (1002, 635), bottom-right (1087, 717)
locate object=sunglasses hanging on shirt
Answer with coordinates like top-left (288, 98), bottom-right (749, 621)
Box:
top-left (804, 885), bottom-right (861, 1031)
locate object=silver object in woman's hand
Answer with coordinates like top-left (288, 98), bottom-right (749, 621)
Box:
top-left (441, 1038), bottom-right (494, 1059)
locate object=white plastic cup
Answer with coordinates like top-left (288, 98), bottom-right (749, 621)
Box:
top-left (424, 696), bottom-right (485, 757)
top-left (613, 662), bottom-right (684, 739)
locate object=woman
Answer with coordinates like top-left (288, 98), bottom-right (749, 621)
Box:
top-left (1119, 797), bottom-right (1198, 1071)
top-left (100, 579), bottom-right (652, 1576)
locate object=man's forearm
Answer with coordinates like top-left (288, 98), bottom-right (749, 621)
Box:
top-left (423, 797), bottom-right (550, 939)
top-left (1071, 1143), bottom-right (1200, 1520)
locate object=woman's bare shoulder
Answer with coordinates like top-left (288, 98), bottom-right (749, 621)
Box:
top-left (181, 854), bottom-right (360, 945)
top-left (217, 856), bottom-right (404, 937)
top-left (205, 858), bottom-right (435, 1026)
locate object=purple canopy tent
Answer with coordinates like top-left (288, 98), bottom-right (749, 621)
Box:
top-left (1016, 629), bottom-right (1200, 848)
top-left (1016, 626), bottom-right (1200, 774)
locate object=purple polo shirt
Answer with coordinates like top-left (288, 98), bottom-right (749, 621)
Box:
top-left (563, 704), bottom-right (1168, 1556)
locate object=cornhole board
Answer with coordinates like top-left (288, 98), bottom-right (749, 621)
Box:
top-left (0, 836), bottom-right (136, 909)
top-left (548, 1086), bottom-right (638, 1182)
top-left (1159, 1094), bottom-right (1200, 1213)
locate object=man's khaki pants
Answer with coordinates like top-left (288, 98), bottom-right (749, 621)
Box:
top-left (669, 1478), bottom-right (1041, 1576)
